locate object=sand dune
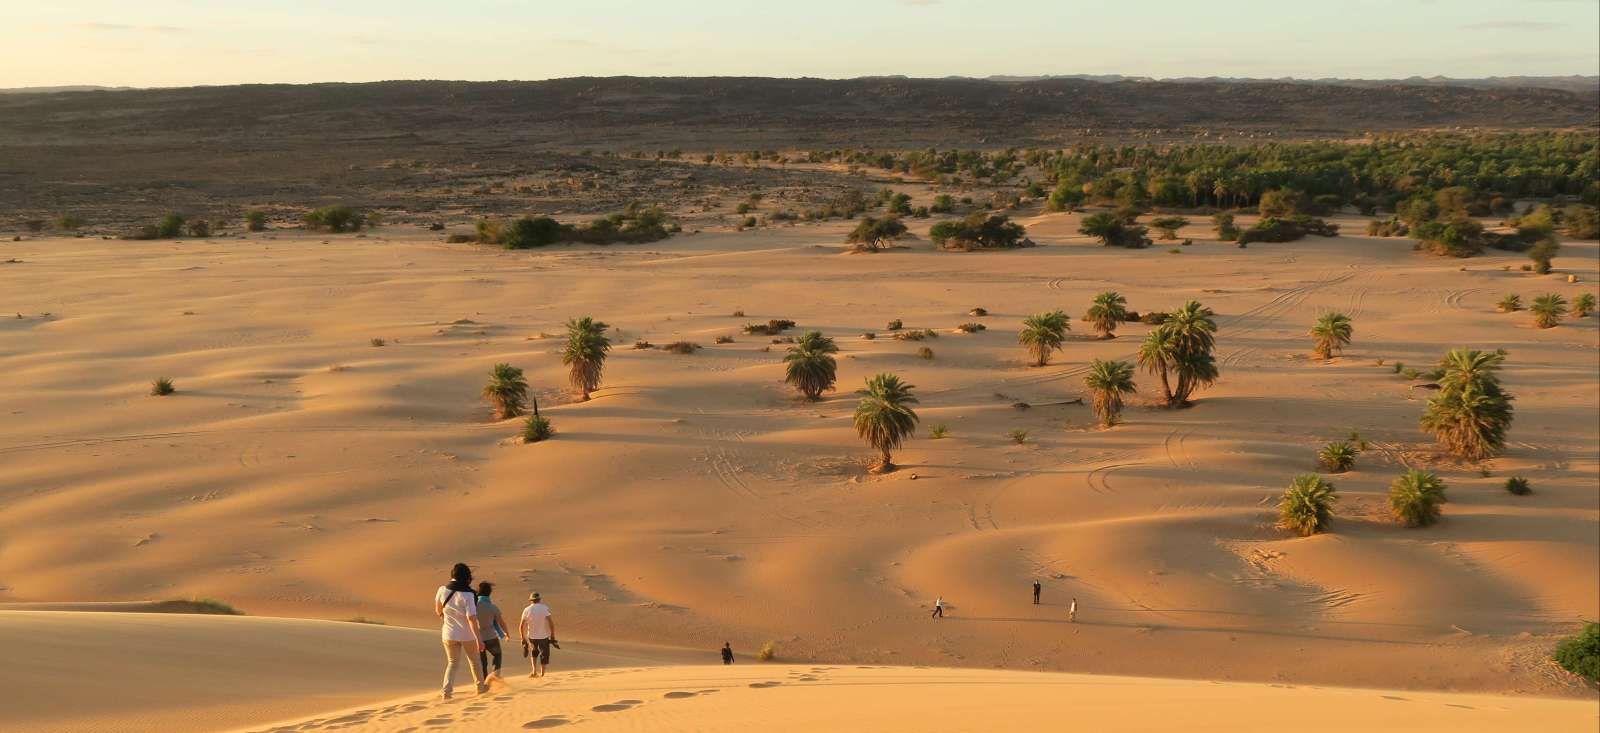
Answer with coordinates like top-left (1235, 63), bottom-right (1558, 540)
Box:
top-left (2, 214), bottom-right (1596, 726)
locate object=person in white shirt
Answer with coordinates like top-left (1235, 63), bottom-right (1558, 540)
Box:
top-left (931, 596), bottom-right (944, 619)
top-left (434, 563), bottom-right (487, 698)
top-left (518, 592), bottom-right (557, 677)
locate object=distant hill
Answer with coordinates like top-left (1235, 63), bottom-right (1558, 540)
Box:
top-left (0, 77), bottom-right (1593, 152)
top-left (0, 85), bottom-right (136, 94)
top-left (970, 75), bottom-right (1600, 94)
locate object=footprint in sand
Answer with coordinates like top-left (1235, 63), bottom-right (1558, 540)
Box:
top-left (424, 717), bottom-right (454, 726)
top-left (663, 691), bottom-right (698, 699)
top-left (749, 681), bottom-right (783, 688)
top-left (522, 716), bottom-right (570, 729)
top-left (591, 699), bottom-right (643, 712)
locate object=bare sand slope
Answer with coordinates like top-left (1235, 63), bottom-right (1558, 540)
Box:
top-left (2, 213), bottom-right (1596, 701)
top-left (0, 610), bottom-right (700, 733)
top-left (240, 665), bottom-right (1598, 733)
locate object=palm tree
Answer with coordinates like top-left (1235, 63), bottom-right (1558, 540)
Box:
top-left (1318, 440), bottom-right (1358, 472)
top-left (1496, 293), bottom-right (1522, 313)
top-left (482, 363), bottom-right (529, 419)
top-left (784, 331), bottom-right (839, 400)
top-left (1309, 312), bottom-right (1353, 360)
top-left (1137, 328), bottom-right (1176, 405)
top-left (1170, 347), bottom-right (1219, 406)
top-left (1018, 310), bottom-right (1069, 367)
top-left (1530, 293), bottom-right (1568, 329)
top-left (562, 316), bottom-right (611, 400)
top-left (1574, 293), bottom-right (1596, 318)
top-left (1388, 469), bottom-right (1447, 528)
top-left (1278, 474), bottom-right (1337, 537)
top-left (1421, 348), bottom-right (1513, 460)
top-left (854, 373), bottom-right (920, 473)
top-left (1164, 300), bottom-right (1217, 356)
top-left (1083, 359), bottom-right (1137, 427)
top-left (1085, 291), bottom-right (1128, 339)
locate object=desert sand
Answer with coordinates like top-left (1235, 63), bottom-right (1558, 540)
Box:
top-left (2, 211), bottom-right (1596, 730)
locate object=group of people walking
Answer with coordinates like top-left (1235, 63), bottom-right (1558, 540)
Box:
top-left (931, 581), bottom-right (1076, 621)
top-left (435, 563), bottom-right (557, 698)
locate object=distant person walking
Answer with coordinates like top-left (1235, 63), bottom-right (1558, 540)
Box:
top-left (1069, 597), bottom-right (1078, 623)
top-left (931, 596), bottom-right (944, 619)
top-left (519, 591), bottom-right (557, 678)
top-left (1032, 580), bottom-right (1041, 605)
top-left (476, 582), bottom-right (509, 680)
top-left (721, 642), bottom-right (735, 665)
top-left (435, 562), bottom-right (488, 699)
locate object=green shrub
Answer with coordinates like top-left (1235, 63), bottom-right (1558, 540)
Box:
top-left (916, 346), bottom-right (934, 360)
top-left (1388, 469), bottom-right (1447, 528)
top-left (1008, 428), bottom-right (1028, 444)
top-left (157, 212), bottom-right (187, 238)
top-left (304, 205), bottom-right (363, 233)
top-left (521, 415), bottom-right (554, 443)
top-left (756, 641), bottom-right (776, 661)
top-left (246, 210), bottom-right (268, 231)
top-left (1237, 215), bottom-right (1338, 244)
top-left (153, 597), bottom-right (242, 615)
top-left (1552, 623), bottom-right (1599, 683)
top-left (662, 341), bottom-right (701, 354)
top-left (886, 319), bottom-right (903, 331)
top-left (931, 213), bottom-right (1027, 250)
top-left (186, 219), bottom-right (210, 238)
top-left (502, 216), bottom-right (570, 249)
top-left (55, 214), bottom-right (84, 230)
top-left (929, 424), bottom-right (949, 439)
top-left (956, 322), bottom-right (986, 333)
top-left (1318, 441), bottom-right (1358, 473)
top-left (1504, 476), bottom-right (1531, 495)
top-left (150, 377), bottom-right (175, 396)
top-left (1278, 474), bottom-right (1337, 537)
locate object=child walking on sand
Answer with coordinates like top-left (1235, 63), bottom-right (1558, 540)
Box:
top-left (931, 596), bottom-right (944, 619)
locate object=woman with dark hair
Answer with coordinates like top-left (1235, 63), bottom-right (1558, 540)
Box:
top-left (434, 562), bottom-right (487, 698)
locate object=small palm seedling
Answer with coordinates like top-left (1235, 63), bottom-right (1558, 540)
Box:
top-left (150, 377), bottom-right (175, 396)
top-left (1083, 359), bottom-right (1137, 427)
top-left (784, 331), bottom-right (839, 401)
top-left (482, 363), bottom-right (529, 420)
top-left (1277, 473), bottom-right (1337, 537)
top-left (370, 338), bottom-right (386, 347)
top-left (1318, 440), bottom-right (1358, 472)
top-left (1086, 291), bottom-right (1128, 339)
top-left (1530, 293), bottom-right (1568, 329)
top-left (854, 373), bottom-right (919, 473)
top-left (928, 424), bottom-right (950, 439)
top-left (1309, 312), bottom-right (1353, 360)
top-left (1388, 469), bottom-right (1447, 528)
top-left (1504, 476), bottom-right (1531, 495)
top-left (1574, 293), bottom-right (1595, 318)
top-left (1496, 293), bottom-right (1522, 313)
top-left (1018, 310), bottom-right (1069, 367)
top-left (1008, 429), bottom-right (1029, 445)
top-left (521, 414), bottom-right (554, 443)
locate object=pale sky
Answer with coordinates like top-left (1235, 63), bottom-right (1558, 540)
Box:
top-left (4, 0), bottom-right (1598, 88)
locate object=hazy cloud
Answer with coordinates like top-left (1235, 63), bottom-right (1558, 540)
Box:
top-left (78, 22), bottom-right (188, 33)
top-left (1462, 20), bottom-right (1563, 31)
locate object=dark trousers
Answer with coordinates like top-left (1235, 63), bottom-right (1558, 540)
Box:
top-left (479, 638), bottom-right (503, 675)
top-left (931, 605), bottom-right (943, 618)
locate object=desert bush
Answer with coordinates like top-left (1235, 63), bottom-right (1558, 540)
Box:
top-left (1402, 367), bottom-right (1421, 379)
top-left (930, 213), bottom-right (1027, 250)
top-left (929, 424), bottom-right (949, 439)
top-left (756, 641), bottom-right (776, 662)
top-left (846, 215), bottom-right (908, 251)
top-left (445, 233), bottom-right (473, 243)
top-left (482, 363), bottom-right (529, 419)
top-left (1574, 293), bottom-right (1595, 317)
top-left (1079, 212), bottom-right (1151, 248)
top-left (1212, 212), bottom-right (1239, 241)
top-left (521, 415), bottom-right (554, 443)
top-left (246, 210), bottom-right (268, 231)
top-left (304, 205), bottom-right (363, 233)
top-left (969, 307), bottom-right (988, 317)
top-left (1150, 216), bottom-right (1188, 240)
top-left (1258, 188), bottom-right (1306, 218)
top-left (1278, 474), bottom-right (1337, 537)
top-left (1565, 205), bottom-right (1599, 240)
top-left (632, 340), bottom-right (653, 349)
top-left (186, 219), bottom-right (210, 237)
top-left (1528, 237), bottom-right (1560, 274)
top-left (743, 319), bottom-right (796, 336)
top-left (370, 338), bottom-right (386, 347)
top-left (893, 329), bottom-right (939, 341)
top-left (1008, 429), bottom-right (1029, 445)
top-left (1366, 217), bottom-right (1408, 237)
top-left (886, 319), bottom-right (903, 331)
top-left (1552, 623), bottom-right (1600, 683)
top-left (1387, 469), bottom-right (1447, 528)
top-left (662, 341), bottom-right (701, 354)
top-left (1309, 312), bottom-right (1353, 360)
top-left (157, 212), bottom-right (187, 238)
top-left (860, 332), bottom-right (876, 340)
top-left (956, 322), bottom-right (986, 333)
top-left (931, 194), bottom-right (956, 214)
top-left (1237, 215), bottom-right (1338, 244)
top-left (714, 335), bottom-right (735, 344)
top-left (154, 597), bottom-right (242, 615)
top-left (503, 216), bottom-right (569, 249)
top-left (1318, 440), bottom-right (1358, 472)
top-left (1504, 476), bottom-right (1531, 495)
top-left (150, 377), bottom-right (175, 396)
top-left (1140, 311), bottom-right (1168, 325)
top-left (1531, 293), bottom-right (1568, 329)
top-left (1496, 293), bottom-right (1522, 312)
top-left (55, 214), bottom-right (84, 230)
top-left (916, 346), bottom-right (934, 360)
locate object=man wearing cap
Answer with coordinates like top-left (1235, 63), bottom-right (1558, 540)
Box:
top-left (518, 592), bottom-right (556, 678)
